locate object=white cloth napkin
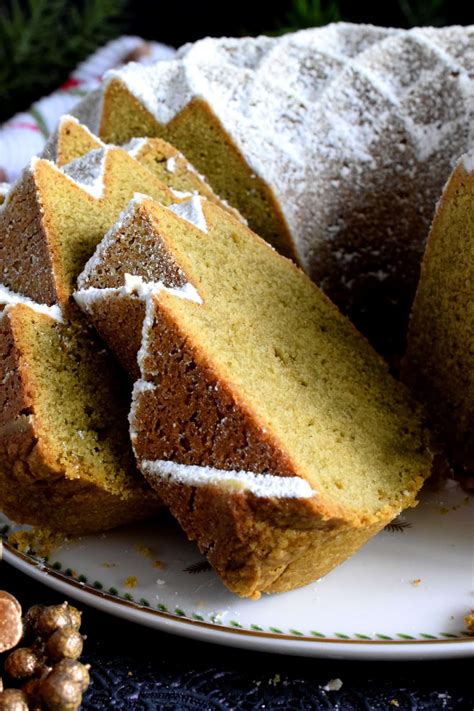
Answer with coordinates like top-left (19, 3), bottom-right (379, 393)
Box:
top-left (0, 36), bottom-right (175, 183)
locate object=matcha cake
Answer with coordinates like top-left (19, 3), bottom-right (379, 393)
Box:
top-left (76, 195), bottom-right (432, 597)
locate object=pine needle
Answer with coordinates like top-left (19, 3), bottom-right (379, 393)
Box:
top-left (274, 0), bottom-right (342, 35)
top-left (0, 0), bottom-right (127, 121)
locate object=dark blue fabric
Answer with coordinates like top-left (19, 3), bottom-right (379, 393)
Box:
top-left (1, 566), bottom-right (472, 710)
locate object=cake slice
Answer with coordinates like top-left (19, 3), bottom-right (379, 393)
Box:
top-left (0, 303), bottom-right (158, 533)
top-left (75, 195), bottom-right (432, 597)
top-left (402, 153), bottom-right (474, 479)
top-left (45, 115), bottom-right (241, 220)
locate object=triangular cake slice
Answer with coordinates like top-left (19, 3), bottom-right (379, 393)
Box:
top-left (403, 152), bottom-right (474, 480)
top-left (0, 148), bottom-right (176, 310)
top-left (45, 115), bottom-right (241, 220)
top-left (75, 195), bottom-right (432, 597)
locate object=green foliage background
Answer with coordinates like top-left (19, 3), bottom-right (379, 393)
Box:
top-left (0, 0), bottom-right (465, 122)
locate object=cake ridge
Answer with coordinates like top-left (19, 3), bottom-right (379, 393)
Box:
top-left (75, 23), bottom-right (472, 356)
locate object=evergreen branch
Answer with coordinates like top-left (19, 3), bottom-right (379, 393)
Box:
top-left (0, 0), bottom-right (127, 121)
top-left (274, 0), bottom-right (342, 34)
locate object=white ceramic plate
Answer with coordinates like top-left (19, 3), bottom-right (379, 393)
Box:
top-left (2, 480), bottom-right (473, 660)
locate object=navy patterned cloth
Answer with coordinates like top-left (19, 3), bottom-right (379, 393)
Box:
top-left (2, 566), bottom-right (472, 710)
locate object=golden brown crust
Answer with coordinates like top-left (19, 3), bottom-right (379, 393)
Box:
top-left (143, 474), bottom-right (384, 597)
top-left (0, 422), bottom-right (159, 535)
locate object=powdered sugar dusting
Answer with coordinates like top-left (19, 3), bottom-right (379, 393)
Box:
top-left (166, 157), bottom-right (177, 173)
top-left (129, 378), bottom-right (157, 444)
top-left (136, 297), bottom-right (157, 378)
top-left (74, 275), bottom-right (202, 313)
top-left (123, 137), bottom-right (149, 158)
top-left (170, 188), bottom-right (193, 199)
top-left (141, 459), bottom-right (316, 499)
top-left (62, 147), bottom-right (110, 198)
top-left (123, 273), bottom-right (202, 303)
top-left (461, 151), bottom-right (474, 173)
top-left (74, 24), bottom-right (473, 352)
top-left (96, 26), bottom-right (473, 337)
top-left (169, 196), bottom-right (208, 233)
top-left (0, 283), bottom-right (63, 321)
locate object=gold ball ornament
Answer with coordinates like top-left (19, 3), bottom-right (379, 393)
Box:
top-left (45, 628), bottom-right (84, 662)
top-left (4, 648), bottom-right (42, 680)
top-left (40, 671), bottom-right (82, 711)
top-left (53, 661), bottom-right (90, 692)
top-left (0, 689), bottom-right (29, 711)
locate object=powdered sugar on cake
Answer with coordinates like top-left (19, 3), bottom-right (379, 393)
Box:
top-left (461, 151), bottom-right (474, 173)
top-left (169, 195), bottom-right (208, 233)
top-left (141, 459), bottom-right (316, 499)
top-left (62, 148), bottom-right (110, 198)
top-left (97, 24), bottom-right (473, 335)
top-left (0, 283), bottom-right (63, 321)
top-left (75, 274), bottom-right (202, 311)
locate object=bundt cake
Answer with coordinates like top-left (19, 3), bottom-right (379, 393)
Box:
top-left (403, 152), bottom-right (474, 479)
top-left (72, 22), bottom-right (474, 356)
top-left (75, 194), bottom-right (432, 598)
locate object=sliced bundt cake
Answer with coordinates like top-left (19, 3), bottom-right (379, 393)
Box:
top-left (72, 23), bottom-right (473, 355)
top-left (403, 153), bottom-right (474, 479)
top-left (0, 146), bottom-right (187, 531)
top-left (74, 24), bottom-right (397, 262)
top-left (75, 195), bottom-right (432, 597)
top-left (46, 116), bottom-right (242, 221)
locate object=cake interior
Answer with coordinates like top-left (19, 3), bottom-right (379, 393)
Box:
top-left (103, 198), bottom-right (430, 518)
top-left (4, 305), bottom-right (144, 498)
top-left (101, 80), bottom-right (296, 259)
